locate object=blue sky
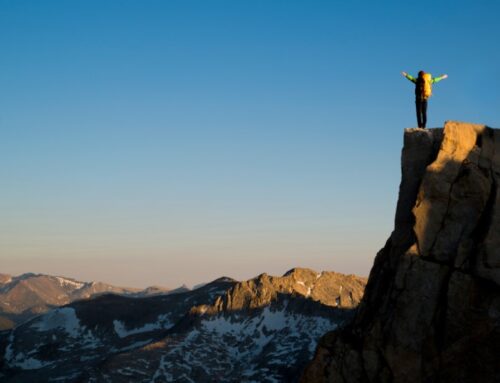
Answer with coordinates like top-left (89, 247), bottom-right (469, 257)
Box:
top-left (1, 0), bottom-right (499, 287)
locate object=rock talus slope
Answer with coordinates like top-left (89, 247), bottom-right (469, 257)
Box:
top-left (301, 121), bottom-right (500, 383)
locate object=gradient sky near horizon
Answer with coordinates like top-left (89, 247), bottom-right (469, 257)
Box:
top-left (1, 0), bottom-right (499, 288)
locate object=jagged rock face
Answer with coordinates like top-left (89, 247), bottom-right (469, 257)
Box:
top-left (0, 269), bottom-right (366, 382)
top-left (301, 121), bottom-right (500, 383)
top-left (209, 268), bottom-right (366, 314)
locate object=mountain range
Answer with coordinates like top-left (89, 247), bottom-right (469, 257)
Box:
top-left (0, 273), bottom-right (186, 331)
top-left (0, 268), bottom-right (366, 382)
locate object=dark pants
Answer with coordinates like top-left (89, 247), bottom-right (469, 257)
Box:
top-left (416, 99), bottom-right (428, 128)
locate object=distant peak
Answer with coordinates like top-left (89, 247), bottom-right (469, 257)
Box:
top-left (143, 285), bottom-right (170, 291)
top-left (283, 267), bottom-right (320, 278)
top-left (211, 276), bottom-right (236, 284)
top-left (17, 272), bottom-right (38, 279)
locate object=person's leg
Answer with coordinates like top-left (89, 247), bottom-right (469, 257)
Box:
top-left (422, 100), bottom-right (428, 128)
top-left (415, 100), bottom-right (422, 128)
top-left (416, 100), bottom-right (422, 128)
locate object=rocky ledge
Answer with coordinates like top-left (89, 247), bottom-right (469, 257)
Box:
top-left (301, 121), bottom-right (500, 383)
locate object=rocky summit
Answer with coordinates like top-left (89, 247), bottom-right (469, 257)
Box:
top-left (0, 268), bottom-right (366, 382)
top-left (301, 121), bottom-right (500, 383)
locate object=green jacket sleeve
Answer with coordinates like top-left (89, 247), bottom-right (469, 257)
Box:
top-left (432, 75), bottom-right (447, 83)
top-left (404, 73), bottom-right (417, 83)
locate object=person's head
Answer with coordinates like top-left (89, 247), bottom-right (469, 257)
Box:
top-left (418, 70), bottom-right (425, 78)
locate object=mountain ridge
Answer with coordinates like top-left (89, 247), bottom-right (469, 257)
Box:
top-left (0, 268), bottom-right (366, 382)
top-left (0, 273), bottom-right (177, 330)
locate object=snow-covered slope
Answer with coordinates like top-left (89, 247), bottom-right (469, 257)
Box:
top-left (89, 298), bottom-right (342, 383)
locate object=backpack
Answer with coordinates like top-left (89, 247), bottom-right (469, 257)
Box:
top-left (417, 73), bottom-right (433, 99)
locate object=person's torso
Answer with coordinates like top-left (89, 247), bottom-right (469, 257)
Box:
top-left (415, 73), bottom-right (433, 100)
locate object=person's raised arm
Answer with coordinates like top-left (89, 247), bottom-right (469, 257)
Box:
top-left (432, 74), bottom-right (448, 83)
top-left (401, 71), bottom-right (417, 83)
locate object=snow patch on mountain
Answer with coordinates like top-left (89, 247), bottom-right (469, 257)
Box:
top-left (47, 371), bottom-right (81, 381)
top-left (54, 277), bottom-right (85, 290)
top-left (202, 306), bottom-right (336, 353)
top-left (149, 307), bottom-right (339, 382)
top-left (113, 320), bottom-right (161, 338)
top-left (8, 353), bottom-right (52, 370)
top-left (113, 314), bottom-right (174, 338)
top-left (296, 280), bottom-right (312, 296)
top-left (4, 332), bottom-right (53, 370)
top-left (21, 306), bottom-right (102, 351)
top-left (112, 339), bottom-right (153, 352)
top-left (31, 307), bottom-right (81, 337)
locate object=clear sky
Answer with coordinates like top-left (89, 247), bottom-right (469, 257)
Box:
top-left (1, 0), bottom-right (499, 288)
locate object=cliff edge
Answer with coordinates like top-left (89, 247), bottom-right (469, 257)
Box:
top-left (301, 121), bottom-right (500, 383)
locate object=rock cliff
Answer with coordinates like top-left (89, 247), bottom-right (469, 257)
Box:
top-left (301, 121), bottom-right (500, 383)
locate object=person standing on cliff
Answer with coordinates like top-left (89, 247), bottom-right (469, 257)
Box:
top-left (401, 70), bottom-right (448, 128)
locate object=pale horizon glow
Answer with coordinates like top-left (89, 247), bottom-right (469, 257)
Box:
top-left (1, 1), bottom-right (499, 288)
